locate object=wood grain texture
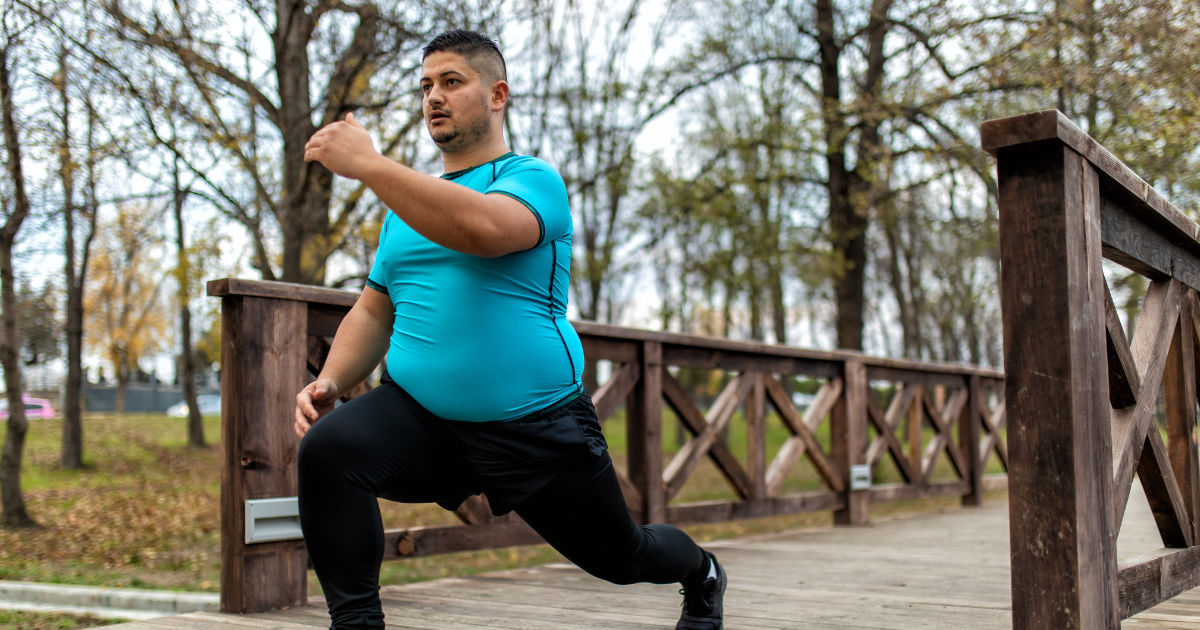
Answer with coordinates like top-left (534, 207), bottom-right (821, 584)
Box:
top-left (982, 111), bottom-right (1200, 267)
top-left (1120, 546), bottom-right (1200, 619)
top-left (1137, 429), bottom-right (1194, 548)
top-left (1101, 196), bottom-right (1200, 291)
top-left (997, 143), bottom-right (1119, 629)
top-left (1104, 282), bottom-right (1140, 409)
top-left (1112, 279), bottom-right (1183, 531)
top-left (1164, 293), bottom-right (1200, 544)
top-left (219, 296), bottom-right (308, 614)
top-left (208, 278), bottom-right (359, 308)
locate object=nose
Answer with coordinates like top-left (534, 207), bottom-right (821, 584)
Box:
top-left (425, 86), bottom-right (445, 110)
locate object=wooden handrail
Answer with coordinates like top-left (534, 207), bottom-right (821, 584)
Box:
top-left (988, 109), bottom-right (1200, 627)
top-left (207, 276), bottom-right (1007, 613)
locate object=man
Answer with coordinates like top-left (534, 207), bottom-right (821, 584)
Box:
top-left (296, 29), bottom-right (726, 630)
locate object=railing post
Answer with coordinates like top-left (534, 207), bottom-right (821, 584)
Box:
top-left (961, 375), bottom-right (983, 507)
top-left (219, 296), bottom-right (308, 613)
top-left (627, 340), bottom-right (665, 524)
top-left (832, 360), bottom-right (868, 525)
top-left (746, 373), bottom-right (767, 499)
top-left (995, 138), bottom-right (1118, 628)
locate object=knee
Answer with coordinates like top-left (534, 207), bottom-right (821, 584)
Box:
top-left (298, 412), bottom-right (356, 477)
top-left (581, 562), bottom-right (640, 586)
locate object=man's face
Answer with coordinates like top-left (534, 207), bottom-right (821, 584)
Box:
top-left (420, 51), bottom-right (494, 152)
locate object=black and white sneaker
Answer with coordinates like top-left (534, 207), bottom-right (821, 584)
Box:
top-left (676, 550), bottom-right (725, 630)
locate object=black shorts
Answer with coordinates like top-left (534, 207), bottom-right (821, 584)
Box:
top-left (378, 373), bottom-right (607, 515)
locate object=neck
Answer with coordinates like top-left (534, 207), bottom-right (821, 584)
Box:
top-left (440, 133), bottom-right (511, 174)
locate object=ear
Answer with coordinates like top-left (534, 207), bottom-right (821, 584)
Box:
top-left (490, 80), bottom-right (509, 113)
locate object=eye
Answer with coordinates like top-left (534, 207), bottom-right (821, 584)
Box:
top-left (421, 83), bottom-right (431, 93)
top-left (447, 78), bottom-right (459, 85)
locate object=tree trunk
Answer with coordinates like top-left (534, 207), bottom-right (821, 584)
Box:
top-left (173, 157), bottom-right (204, 447)
top-left (115, 353), bottom-right (128, 414)
top-left (58, 46), bottom-right (84, 469)
top-left (816, 0), bottom-right (866, 351)
top-left (0, 45), bottom-right (37, 527)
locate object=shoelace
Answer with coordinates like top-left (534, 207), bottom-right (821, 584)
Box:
top-left (678, 582), bottom-right (715, 613)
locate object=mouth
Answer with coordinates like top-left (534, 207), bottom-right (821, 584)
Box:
top-left (429, 111), bottom-right (450, 123)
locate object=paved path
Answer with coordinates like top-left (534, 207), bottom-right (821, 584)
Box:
top-left (105, 486), bottom-right (1200, 628)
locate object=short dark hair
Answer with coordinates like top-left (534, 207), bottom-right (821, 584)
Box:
top-left (422, 30), bottom-right (507, 86)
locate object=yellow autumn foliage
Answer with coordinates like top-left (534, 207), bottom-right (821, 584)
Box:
top-left (84, 203), bottom-right (170, 385)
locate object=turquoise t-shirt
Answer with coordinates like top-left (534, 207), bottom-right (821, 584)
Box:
top-left (366, 152), bottom-right (584, 422)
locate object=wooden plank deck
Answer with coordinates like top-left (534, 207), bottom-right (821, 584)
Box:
top-left (108, 487), bottom-right (1200, 628)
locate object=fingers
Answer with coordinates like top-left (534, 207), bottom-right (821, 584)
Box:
top-left (294, 406), bottom-right (311, 438)
top-left (346, 112), bottom-right (363, 128)
top-left (296, 389), bottom-right (319, 422)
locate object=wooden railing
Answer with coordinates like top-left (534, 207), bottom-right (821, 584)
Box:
top-left (207, 277), bottom-right (1006, 613)
top-left (986, 110), bottom-right (1200, 627)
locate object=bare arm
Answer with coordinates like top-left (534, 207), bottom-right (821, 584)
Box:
top-left (294, 286), bottom-right (394, 437)
top-left (302, 114), bottom-right (539, 258)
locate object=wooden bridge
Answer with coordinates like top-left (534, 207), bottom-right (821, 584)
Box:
top-left (109, 111), bottom-right (1200, 628)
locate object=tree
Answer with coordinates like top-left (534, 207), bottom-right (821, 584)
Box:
top-left (102, 0), bottom-right (494, 285)
top-left (677, 0), bottom-right (1023, 350)
top-left (55, 36), bottom-right (102, 469)
top-left (641, 63), bottom-right (816, 344)
top-left (17, 281), bottom-right (61, 367)
top-left (84, 202), bottom-right (169, 413)
top-left (0, 8), bottom-right (37, 527)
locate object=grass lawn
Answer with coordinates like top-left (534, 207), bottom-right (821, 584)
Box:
top-left (0, 610), bottom-right (127, 630)
top-left (1, 396), bottom-right (1007, 597)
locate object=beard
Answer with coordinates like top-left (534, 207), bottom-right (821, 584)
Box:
top-left (428, 95), bottom-right (492, 150)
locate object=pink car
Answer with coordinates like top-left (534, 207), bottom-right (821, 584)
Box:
top-left (0, 394), bottom-right (56, 419)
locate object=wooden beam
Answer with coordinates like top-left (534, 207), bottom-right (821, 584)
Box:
top-left (385, 520), bottom-right (544, 560)
top-left (661, 373), bottom-right (753, 500)
top-left (662, 375), bottom-right (753, 501)
top-left (219, 296), bottom-right (308, 614)
top-left (763, 376), bottom-right (844, 494)
top-left (1112, 279), bottom-right (1183, 530)
top-left (1101, 196), bottom-right (1200, 292)
top-left (627, 341), bottom-right (665, 524)
top-left (867, 480), bottom-right (968, 503)
top-left (1164, 292), bottom-right (1200, 544)
top-left (996, 143), bottom-right (1119, 629)
top-left (832, 361), bottom-right (868, 525)
top-left (1118, 546), bottom-right (1200, 619)
top-left (1136, 429), bottom-right (1193, 548)
top-left (665, 491), bottom-right (843, 525)
top-left (590, 361), bottom-right (640, 424)
top-left (864, 396), bottom-right (917, 484)
top-left (961, 376), bottom-right (984, 506)
top-left (982, 111), bottom-right (1200, 277)
top-left (1105, 282), bottom-right (1141, 409)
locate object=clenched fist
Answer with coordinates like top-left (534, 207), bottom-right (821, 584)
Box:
top-left (295, 378), bottom-right (340, 438)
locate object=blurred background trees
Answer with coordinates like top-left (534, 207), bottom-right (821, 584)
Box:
top-left (0, 0), bottom-right (1198, 523)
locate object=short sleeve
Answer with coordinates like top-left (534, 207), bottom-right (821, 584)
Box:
top-left (486, 158), bottom-right (572, 248)
top-left (366, 215), bottom-right (390, 295)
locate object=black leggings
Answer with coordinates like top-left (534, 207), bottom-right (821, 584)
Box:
top-left (297, 382), bottom-right (706, 630)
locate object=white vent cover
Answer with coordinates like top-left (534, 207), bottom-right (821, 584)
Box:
top-left (245, 497), bottom-right (303, 544)
top-left (849, 464), bottom-right (872, 491)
